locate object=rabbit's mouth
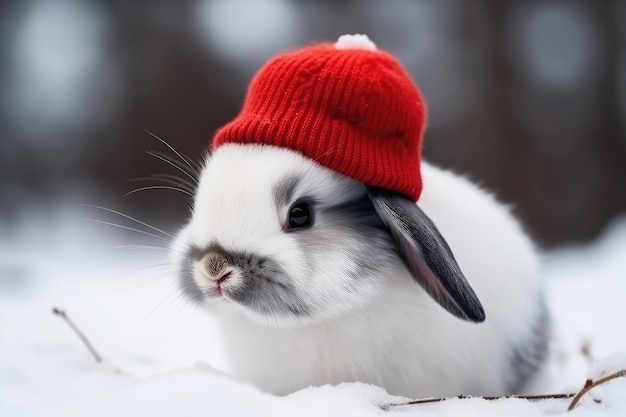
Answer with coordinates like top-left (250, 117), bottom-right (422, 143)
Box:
top-left (179, 243), bottom-right (311, 320)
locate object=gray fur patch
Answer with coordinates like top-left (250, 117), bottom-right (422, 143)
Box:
top-left (298, 189), bottom-right (395, 283)
top-left (507, 298), bottom-right (551, 393)
top-left (179, 243), bottom-right (310, 317)
top-left (273, 174), bottom-right (302, 208)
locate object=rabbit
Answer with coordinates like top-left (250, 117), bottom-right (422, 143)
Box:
top-left (171, 33), bottom-right (549, 398)
top-left (171, 142), bottom-right (550, 399)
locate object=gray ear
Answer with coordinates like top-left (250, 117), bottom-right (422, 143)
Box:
top-left (366, 187), bottom-right (485, 323)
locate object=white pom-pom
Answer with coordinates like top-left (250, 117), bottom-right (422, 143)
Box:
top-left (334, 34), bottom-right (377, 51)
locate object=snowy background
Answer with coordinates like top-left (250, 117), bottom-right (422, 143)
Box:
top-left (1, 1), bottom-right (626, 416)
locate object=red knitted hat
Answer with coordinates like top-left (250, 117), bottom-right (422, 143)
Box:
top-left (213, 34), bottom-right (427, 201)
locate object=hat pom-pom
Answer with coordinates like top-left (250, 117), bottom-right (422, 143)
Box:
top-left (334, 34), bottom-right (377, 51)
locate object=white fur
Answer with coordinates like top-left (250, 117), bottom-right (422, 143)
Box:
top-left (173, 144), bottom-right (544, 398)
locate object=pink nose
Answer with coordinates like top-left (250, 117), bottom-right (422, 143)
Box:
top-left (215, 270), bottom-right (232, 285)
top-left (200, 252), bottom-right (234, 284)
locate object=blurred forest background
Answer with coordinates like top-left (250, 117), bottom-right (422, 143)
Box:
top-left (1, 0), bottom-right (625, 248)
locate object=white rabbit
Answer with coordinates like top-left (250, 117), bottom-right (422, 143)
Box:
top-left (172, 143), bottom-right (549, 399)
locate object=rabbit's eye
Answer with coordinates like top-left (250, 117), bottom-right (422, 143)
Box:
top-left (288, 202), bottom-right (313, 230)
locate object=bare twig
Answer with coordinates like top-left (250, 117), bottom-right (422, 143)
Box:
top-left (394, 392), bottom-right (575, 407)
top-left (52, 307), bottom-right (129, 375)
top-left (52, 307), bottom-right (103, 363)
top-left (389, 367), bottom-right (625, 412)
top-left (568, 370), bottom-right (626, 411)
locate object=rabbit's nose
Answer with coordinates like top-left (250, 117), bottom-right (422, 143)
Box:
top-left (200, 252), bottom-right (234, 283)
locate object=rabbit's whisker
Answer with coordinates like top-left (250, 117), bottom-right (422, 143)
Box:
top-left (125, 185), bottom-right (194, 198)
top-left (130, 176), bottom-right (195, 194)
top-left (112, 263), bottom-right (173, 280)
top-left (145, 130), bottom-right (201, 178)
top-left (104, 244), bottom-right (171, 252)
top-left (81, 204), bottom-right (177, 240)
top-left (151, 173), bottom-right (196, 191)
top-left (146, 151), bottom-right (198, 184)
top-left (81, 217), bottom-right (172, 245)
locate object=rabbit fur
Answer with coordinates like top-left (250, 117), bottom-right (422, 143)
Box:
top-left (172, 143), bottom-right (549, 399)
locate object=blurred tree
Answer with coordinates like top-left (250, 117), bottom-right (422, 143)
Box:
top-left (1, 0), bottom-right (624, 246)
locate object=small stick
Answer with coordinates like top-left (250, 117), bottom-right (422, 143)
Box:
top-left (390, 367), bottom-right (626, 411)
top-left (395, 392), bottom-right (575, 407)
top-left (52, 307), bottom-right (103, 363)
top-left (568, 370), bottom-right (626, 411)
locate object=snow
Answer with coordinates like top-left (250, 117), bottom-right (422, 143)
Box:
top-left (1, 210), bottom-right (626, 416)
top-left (587, 353), bottom-right (626, 382)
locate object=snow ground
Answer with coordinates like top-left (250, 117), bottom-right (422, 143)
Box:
top-left (1, 210), bottom-right (625, 416)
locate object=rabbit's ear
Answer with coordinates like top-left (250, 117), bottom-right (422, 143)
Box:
top-left (367, 187), bottom-right (486, 323)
